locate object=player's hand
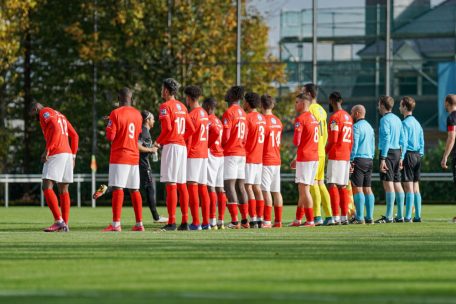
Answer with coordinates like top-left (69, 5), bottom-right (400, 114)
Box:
top-left (290, 159), bottom-right (296, 170)
top-left (41, 150), bottom-right (49, 163)
top-left (349, 162), bottom-right (354, 174)
top-left (149, 146), bottom-right (158, 153)
top-left (399, 159), bottom-right (403, 170)
top-left (380, 160), bottom-right (388, 173)
top-left (102, 115), bottom-right (110, 121)
top-left (441, 157), bottom-right (448, 169)
top-left (153, 141), bottom-right (161, 149)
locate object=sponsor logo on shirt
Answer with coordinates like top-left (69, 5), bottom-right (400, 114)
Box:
top-left (330, 120), bottom-right (339, 131)
top-left (223, 118), bottom-right (228, 125)
top-left (295, 122), bottom-right (301, 129)
top-left (200, 110), bottom-right (205, 117)
top-left (345, 114), bottom-right (349, 121)
top-left (271, 118), bottom-right (276, 124)
top-left (107, 120), bottom-right (112, 127)
top-left (176, 104), bottom-right (182, 111)
top-left (257, 114), bottom-right (262, 121)
top-left (238, 109), bottom-right (243, 116)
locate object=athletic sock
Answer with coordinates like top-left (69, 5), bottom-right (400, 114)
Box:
top-left (256, 200), bottom-right (265, 220)
top-left (405, 192), bottom-right (414, 220)
top-left (304, 207), bottom-right (314, 223)
top-left (264, 205), bottom-right (272, 222)
top-left (319, 183), bottom-right (333, 217)
top-left (239, 203), bottom-right (249, 221)
top-left (177, 183), bottom-right (189, 224)
top-left (188, 184), bottom-right (200, 225)
top-left (385, 192), bottom-right (395, 220)
top-left (209, 191), bottom-right (217, 221)
top-left (295, 207), bottom-right (305, 221)
top-left (339, 187), bottom-right (350, 217)
top-left (248, 199), bottom-right (257, 219)
top-left (310, 184), bottom-right (322, 218)
top-left (112, 189), bottom-right (124, 223)
top-left (199, 185), bottom-right (210, 226)
top-left (130, 191), bottom-right (143, 223)
top-left (274, 205), bottom-right (283, 223)
top-left (365, 193), bottom-right (375, 220)
top-left (166, 184), bottom-right (178, 225)
top-left (43, 189), bottom-right (62, 221)
top-left (396, 191), bottom-right (405, 219)
top-left (59, 192), bottom-right (71, 224)
top-left (217, 192), bottom-right (227, 221)
top-left (328, 185), bottom-right (340, 216)
top-left (414, 192), bottom-right (422, 219)
top-left (227, 202), bottom-right (238, 222)
top-left (353, 193), bottom-right (365, 221)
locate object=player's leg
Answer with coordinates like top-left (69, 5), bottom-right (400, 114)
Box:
top-left (57, 183), bottom-right (71, 226)
top-left (363, 160), bottom-right (375, 224)
top-left (236, 178), bottom-right (249, 228)
top-left (199, 183), bottom-right (211, 230)
top-left (316, 156), bottom-right (333, 224)
top-left (335, 161), bottom-right (351, 225)
top-left (272, 192), bottom-right (283, 227)
top-left (176, 146), bottom-right (189, 230)
top-left (160, 144), bottom-right (179, 231)
top-left (224, 156), bottom-right (240, 228)
top-left (208, 185), bottom-right (218, 228)
top-left (244, 183), bottom-right (257, 227)
top-left (215, 156), bottom-right (226, 229)
top-left (394, 180), bottom-right (405, 222)
top-left (300, 183), bottom-right (315, 227)
top-left (412, 154), bottom-right (422, 222)
top-left (311, 156), bottom-right (323, 224)
top-left (327, 160), bottom-right (341, 224)
top-left (261, 165), bottom-right (273, 228)
top-left (187, 181), bottom-right (201, 229)
top-left (129, 189), bottom-right (144, 231)
top-left (140, 167), bottom-right (158, 221)
top-left (376, 153), bottom-right (395, 223)
top-left (351, 159), bottom-right (365, 224)
top-left (253, 183), bottom-right (264, 227)
top-left (103, 163), bottom-right (129, 231)
top-left (403, 181), bottom-right (414, 222)
top-left (289, 181), bottom-right (305, 227)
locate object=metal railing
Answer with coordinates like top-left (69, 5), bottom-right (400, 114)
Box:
top-left (0, 173), bottom-right (452, 208)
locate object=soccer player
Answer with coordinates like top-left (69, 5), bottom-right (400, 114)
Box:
top-left (326, 92), bottom-right (354, 225)
top-left (138, 110), bottom-right (168, 223)
top-left (184, 85), bottom-right (211, 230)
top-left (30, 102), bottom-right (79, 232)
top-left (157, 78), bottom-right (195, 231)
top-left (302, 83), bottom-right (334, 226)
top-left (441, 94), bottom-right (456, 222)
top-left (260, 94), bottom-right (283, 228)
top-left (375, 96), bottom-right (405, 224)
top-left (243, 92), bottom-right (266, 228)
top-left (290, 93), bottom-right (319, 227)
top-left (222, 86), bottom-right (249, 229)
top-left (103, 88), bottom-right (144, 232)
top-left (203, 97), bottom-right (227, 230)
top-left (399, 97), bottom-right (425, 223)
top-left (350, 105), bottom-right (375, 224)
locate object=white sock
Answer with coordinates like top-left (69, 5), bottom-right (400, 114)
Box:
top-left (341, 216), bottom-right (347, 221)
top-left (112, 221), bottom-right (121, 227)
top-left (251, 216), bottom-right (257, 222)
top-left (334, 216), bottom-right (340, 222)
top-left (217, 220), bottom-right (224, 225)
top-left (136, 221), bottom-right (143, 227)
top-left (263, 220), bottom-right (271, 225)
top-left (210, 218), bottom-right (217, 226)
top-left (56, 219), bottom-right (64, 224)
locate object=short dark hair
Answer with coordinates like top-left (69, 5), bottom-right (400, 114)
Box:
top-left (225, 86), bottom-right (245, 103)
top-left (244, 92), bottom-right (261, 109)
top-left (296, 93), bottom-right (312, 102)
top-left (378, 95), bottom-right (394, 111)
top-left (163, 78), bottom-right (180, 95)
top-left (302, 83), bottom-right (317, 99)
top-left (184, 85), bottom-right (202, 101)
top-left (202, 97), bottom-right (217, 113)
top-left (329, 91), bottom-right (343, 104)
top-left (260, 94), bottom-right (275, 109)
top-left (401, 96), bottom-right (416, 112)
top-left (445, 94), bottom-right (456, 106)
top-left (119, 87), bottom-right (132, 104)
top-left (141, 110), bottom-right (152, 122)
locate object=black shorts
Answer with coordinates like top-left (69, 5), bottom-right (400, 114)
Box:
top-left (139, 166), bottom-right (155, 189)
top-left (350, 158), bottom-right (373, 187)
top-left (401, 151), bottom-right (421, 182)
top-left (380, 149), bottom-right (401, 182)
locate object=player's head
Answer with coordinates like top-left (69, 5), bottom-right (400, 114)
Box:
top-left (243, 92), bottom-right (260, 112)
top-left (184, 85), bottom-right (202, 107)
top-left (295, 93), bottom-right (312, 113)
top-left (162, 78), bottom-right (180, 100)
top-left (444, 94), bottom-right (456, 113)
top-left (302, 83), bottom-right (317, 100)
top-left (328, 91), bottom-right (343, 112)
top-left (202, 97), bottom-right (217, 115)
top-left (118, 87), bottom-right (133, 106)
top-left (400, 96), bottom-right (416, 115)
top-left (260, 94), bottom-right (275, 112)
top-left (141, 110), bottom-right (155, 128)
top-left (225, 86), bottom-right (245, 105)
top-left (377, 95), bottom-right (394, 115)
top-left (351, 104), bottom-right (366, 122)
top-left (29, 101), bottom-right (44, 118)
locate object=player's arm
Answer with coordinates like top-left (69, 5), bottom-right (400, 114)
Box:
top-left (378, 119), bottom-right (390, 160)
top-left (105, 113), bottom-right (117, 142)
top-left (208, 122), bottom-right (220, 148)
top-left (66, 120), bottom-right (79, 156)
top-left (350, 123), bottom-right (360, 162)
top-left (184, 114), bottom-right (196, 140)
top-left (441, 118), bottom-right (456, 169)
top-left (221, 113), bottom-right (232, 146)
top-left (419, 126), bottom-right (425, 157)
top-left (156, 105), bottom-right (172, 145)
top-left (293, 120), bottom-right (302, 147)
top-left (399, 123), bottom-right (407, 160)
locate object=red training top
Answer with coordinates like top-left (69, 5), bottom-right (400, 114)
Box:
top-left (221, 104), bottom-right (246, 157)
top-left (245, 111), bottom-right (266, 164)
top-left (262, 114), bottom-right (283, 166)
top-left (293, 111), bottom-right (319, 162)
top-left (208, 114), bottom-right (224, 157)
top-left (186, 107), bottom-right (209, 159)
top-left (156, 98), bottom-right (195, 146)
top-left (326, 109), bottom-right (353, 161)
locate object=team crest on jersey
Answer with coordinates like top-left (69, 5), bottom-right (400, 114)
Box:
top-left (200, 110), bottom-right (205, 117)
top-left (107, 120), bottom-right (112, 127)
top-left (176, 104), bottom-right (182, 111)
top-left (330, 120), bottom-right (339, 131)
top-left (257, 114), bottom-right (262, 121)
top-left (43, 112), bottom-right (50, 119)
top-left (271, 118), bottom-right (276, 124)
top-left (160, 109), bottom-right (167, 115)
top-left (223, 118), bottom-right (228, 125)
top-left (295, 122), bottom-right (300, 128)
top-left (238, 109), bottom-right (243, 116)
top-left (344, 114), bottom-right (349, 121)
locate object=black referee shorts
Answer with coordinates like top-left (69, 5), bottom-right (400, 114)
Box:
top-left (401, 151), bottom-right (421, 182)
top-left (350, 158), bottom-right (373, 187)
top-left (380, 149), bottom-right (401, 182)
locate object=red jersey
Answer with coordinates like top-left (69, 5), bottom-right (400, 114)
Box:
top-left (187, 107), bottom-right (209, 159)
top-left (293, 111), bottom-right (319, 162)
top-left (156, 98), bottom-right (195, 146)
top-left (106, 106), bottom-right (142, 165)
top-left (208, 114), bottom-right (224, 157)
top-left (262, 114), bottom-right (283, 166)
top-left (326, 109), bottom-right (353, 161)
top-left (39, 107), bottom-right (79, 156)
top-left (245, 112), bottom-right (266, 164)
top-left (221, 104), bottom-right (246, 156)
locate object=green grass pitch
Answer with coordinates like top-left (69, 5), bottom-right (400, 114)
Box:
top-left (1, 205), bottom-right (456, 304)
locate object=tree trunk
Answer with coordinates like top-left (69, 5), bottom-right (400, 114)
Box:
top-left (23, 29), bottom-right (32, 173)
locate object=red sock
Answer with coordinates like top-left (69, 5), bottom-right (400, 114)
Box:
top-left (304, 208), bottom-right (314, 223)
top-left (274, 205), bottom-right (283, 223)
top-left (264, 205), bottom-right (272, 222)
top-left (166, 184), bottom-right (178, 224)
top-left (248, 199), bottom-right (257, 218)
top-left (199, 185), bottom-right (210, 226)
top-left (188, 184), bottom-right (200, 225)
top-left (112, 189), bottom-right (124, 222)
top-left (177, 183), bottom-right (189, 223)
top-left (239, 203), bottom-right (249, 220)
top-left (209, 191), bottom-right (217, 219)
top-left (227, 203), bottom-right (238, 222)
top-left (256, 200), bottom-right (265, 219)
top-left (339, 187), bottom-right (350, 216)
top-left (328, 186), bottom-right (340, 216)
top-left (296, 207), bottom-right (305, 221)
top-left (217, 192), bottom-right (226, 221)
top-left (43, 189), bottom-right (61, 221)
top-left (130, 191), bottom-right (143, 223)
top-left (59, 192), bottom-right (71, 224)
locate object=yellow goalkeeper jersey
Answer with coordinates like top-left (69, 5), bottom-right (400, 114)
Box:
top-left (309, 103), bottom-right (328, 157)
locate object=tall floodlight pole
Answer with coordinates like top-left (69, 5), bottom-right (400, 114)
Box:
top-left (91, 0), bottom-right (98, 208)
top-left (385, 0), bottom-right (391, 96)
top-left (236, 0), bottom-right (242, 85)
top-left (312, 0), bottom-right (317, 84)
